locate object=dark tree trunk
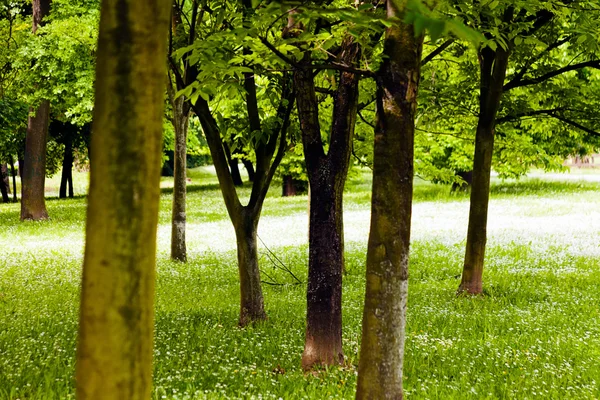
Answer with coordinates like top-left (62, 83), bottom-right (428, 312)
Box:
top-left (18, 158), bottom-right (24, 178)
top-left (224, 142), bottom-right (243, 186)
top-left (21, 0), bottom-right (51, 220)
top-left (234, 210), bottom-right (267, 326)
top-left (75, 0), bottom-right (170, 396)
top-left (355, 2), bottom-right (423, 397)
top-left (21, 100), bottom-right (50, 220)
top-left (294, 36), bottom-right (360, 369)
top-left (281, 175), bottom-right (308, 196)
top-left (170, 93), bottom-right (189, 262)
top-left (241, 156), bottom-right (255, 182)
top-left (9, 158), bottom-right (17, 202)
top-left (1, 164), bottom-right (9, 203)
top-left (303, 181), bottom-right (345, 368)
top-left (459, 46), bottom-right (510, 295)
top-left (451, 170), bottom-right (473, 192)
top-left (59, 138), bottom-right (74, 198)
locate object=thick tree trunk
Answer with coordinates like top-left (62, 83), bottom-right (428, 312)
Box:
top-left (459, 47), bottom-right (510, 295)
top-left (281, 175), bottom-right (307, 196)
top-left (59, 139), bottom-right (73, 198)
top-left (302, 182), bottom-right (344, 368)
top-left (9, 158), bottom-right (17, 202)
top-left (21, 100), bottom-right (50, 220)
top-left (294, 35), bottom-right (360, 369)
top-left (171, 95), bottom-right (189, 262)
top-left (21, 0), bottom-right (51, 220)
top-left (224, 142), bottom-right (243, 186)
top-left (75, 0), bottom-right (170, 398)
top-left (1, 164), bottom-right (9, 203)
top-left (355, 2), bottom-right (423, 398)
top-left (234, 210), bottom-right (267, 326)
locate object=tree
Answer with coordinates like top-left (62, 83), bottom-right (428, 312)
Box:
top-left (355, 0), bottom-right (422, 396)
top-left (75, 0), bottom-right (170, 397)
top-left (174, 0), bottom-right (295, 325)
top-left (452, 0), bottom-right (600, 294)
top-left (20, 0), bottom-right (51, 220)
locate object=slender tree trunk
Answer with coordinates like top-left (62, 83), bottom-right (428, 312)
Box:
top-left (223, 142), bottom-right (243, 186)
top-left (234, 209), bottom-right (267, 326)
top-left (21, 0), bottom-right (51, 220)
top-left (459, 47), bottom-right (510, 295)
top-left (0, 164), bottom-right (9, 203)
top-left (241, 156), bottom-right (255, 182)
top-left (294, 35), bottom-right (360, 369)
top-left (75, 0), bottom-right (170, 398)
top-left (355, 3), bottom-right (423, 397)
top-left (9, 157), bottom-right (17, 202)
top-left (59, 139), bottom-right (73, 199)
top-left (21, 100), bottom-right (50, 220)
top-left (171, 94), bottom-right (189, 262)
top-left (18, 158), bottom-right (23, 178)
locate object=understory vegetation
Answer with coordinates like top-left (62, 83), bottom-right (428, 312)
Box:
top-left (1, 168), bottom-right (599, 399)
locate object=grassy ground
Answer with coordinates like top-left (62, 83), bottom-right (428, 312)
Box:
top-left (1, 167), bottom-right (600, 399)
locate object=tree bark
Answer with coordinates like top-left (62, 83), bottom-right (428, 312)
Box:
top-left (241, 156), bottom-right (255, 182)
top-left (21, 0), bottom-right (51, 220)
top-left (75, 0), bottom-right (170, 398)
top-left (1, 164), bottom-right (9, 203)
top-left (21, 100), bottom-right (50, 219)
top-left (458, 46), bottom-right (510, 295)
top-left (170, 92), bottom-right (189, 262)
top-left (355, 1), bottom-right (423, 398)
top-left (223, 142), bottom-right (243, 186)
top-left (294, 36), bottom-right (360, 369)
top-left (234, 209), bottom-right (267, 326)
top-left (59, 137), bottom-right (74, 198)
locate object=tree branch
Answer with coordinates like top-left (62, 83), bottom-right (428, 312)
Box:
top-left (504, 60), bottom-right (600, 91)
top-left (422, 39), bottom-right (454, 66)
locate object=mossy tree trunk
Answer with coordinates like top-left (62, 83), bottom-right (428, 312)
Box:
top-left (20, 0), bottom-right (51, 221)
top-left (459, 46), bottom-right (510, 295)
top-left (355, 1), bottom-right (423, 397)
top-left (75, 0), bottom-right (170, 398)
top-left (293, 36), bottom-right (360, 369)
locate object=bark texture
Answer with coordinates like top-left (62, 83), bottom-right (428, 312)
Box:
top-left (75, 0), bottom-right (170, 398)
top-left (356, 1), bottom-right (423, 397)
top-left (459, 46), bottom-right (510, 295)
top-left (21, 100), bottom-right (50, 219)
top-left (294, 36), bottom-right (360, 369)
top-left (20, 0), bottom-right (51, 220)
top-left (170, 93), bottom-right (189, 262)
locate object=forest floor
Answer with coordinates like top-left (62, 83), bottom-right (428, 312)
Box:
top-left (1, 167), bottom-right (599, 399)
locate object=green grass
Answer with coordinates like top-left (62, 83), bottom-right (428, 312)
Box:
top-left (1, 167), bottom-right (600, 399)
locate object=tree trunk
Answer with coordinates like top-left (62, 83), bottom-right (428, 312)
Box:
top-left (294, 35), bottom-right (360, 369)
top-left (21, 0), bottom-right (51, 220)
top-left (0, 164), bottom-right (9, 203)
top-left (59, 138), bottom-right (73, 199)
top-left (302, 181), bottom-right (345, 368)
top-left (241, 156), bottom-right (255, 182)
top-left (75, 0), bottom-right (170, 398)
top-left (171, 94), bottom-right (189, 262)
top-left (9, 157), bottom-right (17, 202)
top-left (224, 142), bottom-right (243, 186)
top-left (234, 209), bottom-right (267, 326)
top-left (21, 100), bottom-right (50, 220)
top-left (356, 2), bottom-right (423, 398)
top-left (459, 47), bottom-right (510, 295)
